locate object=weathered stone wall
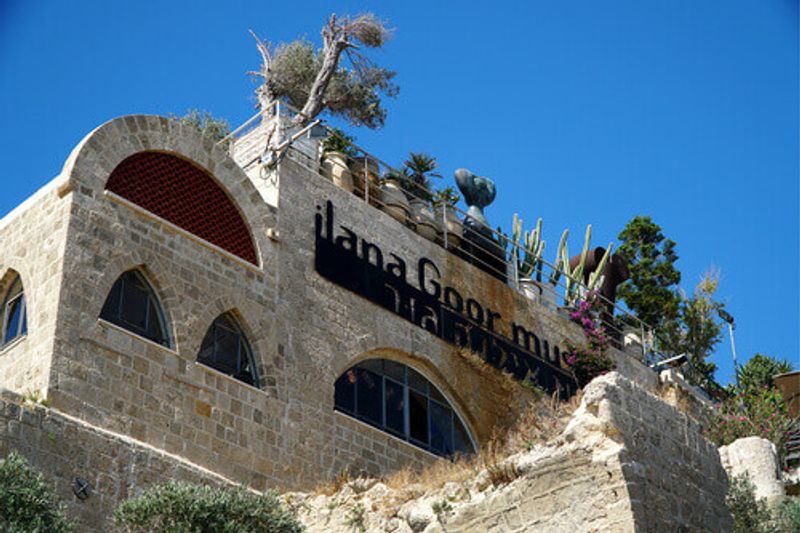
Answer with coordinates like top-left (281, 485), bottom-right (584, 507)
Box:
top-left (3, 113), bottom-right (660, 498)
top-left (291, 373), bottom-right (732, 532)
top-left (0, 390), bottom-right (237, 530)
top-left (0, 177), bottom-right (72, 395)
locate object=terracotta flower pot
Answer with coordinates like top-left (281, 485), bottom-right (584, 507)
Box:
top-left (321, 151), bottom-right (354, 193)
top-left (434, 204), bottom-right (463, 250)
top-left (378, 179), bottom-right (410, 224)
top-left (351, 157), bottom-right (381, 205)
top-left (409, 199), bottom-right (438, 241)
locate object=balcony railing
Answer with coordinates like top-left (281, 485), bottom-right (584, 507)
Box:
top-left (221, 102), bottom-right (667, 368)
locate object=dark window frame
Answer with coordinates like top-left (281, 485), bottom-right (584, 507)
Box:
top-left (197, 313), bottom-right (261, 389)
top-left (99, 270), bottom-right (171, 347)
top-left (334, 359), bottom-right (475, 457)
top-left (1, 277), bottom-right (27, 347)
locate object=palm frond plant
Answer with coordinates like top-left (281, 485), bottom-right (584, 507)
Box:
top-left (403, 152), bottom-right (442, 202)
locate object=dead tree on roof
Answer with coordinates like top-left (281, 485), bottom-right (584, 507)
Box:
top-left (250, 13), bottom-right (398, 156)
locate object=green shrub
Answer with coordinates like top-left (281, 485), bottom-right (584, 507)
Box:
top-left (114, 481), bottom-right (303, 533)
top-left (0, 451), bottom-right (73, 533)
top-left (773, 498), bottom-right (800, 533)
top-left (726, 474), bottom-right (774, 533)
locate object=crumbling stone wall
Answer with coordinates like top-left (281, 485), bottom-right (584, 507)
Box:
top-left (290, 373), bottom-right (732, 532)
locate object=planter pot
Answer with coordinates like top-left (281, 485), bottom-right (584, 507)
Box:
top-left (321, 152), bottom-right (354, 193)
top-left (351, 157), bottom-right (381, 205)
top-left (434, 204), bottom-right (463, 250)
top-left (518, 278), bottom-right (542, 303)
top-left (378, 179), bottom-right (410, 224)
top-left (409, 199), bottom-right (438, 241)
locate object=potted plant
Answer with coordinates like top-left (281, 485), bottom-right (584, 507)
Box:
top-left (403, 152), bottom-right (441, 241)
top-left (511, 214), bottom-right (546, 303)
top-left (351, 156), bottom-right (381, 204)
top-left (320, 127), bottom-right (356, 193)
top-left (378, 169), bottom-right (411, 224)
top-left (432, 186), bottom-right (463, 250)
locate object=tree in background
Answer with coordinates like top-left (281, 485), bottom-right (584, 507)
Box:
top-left (737, 353), bottom-right (794, 392)
top-left (0, 451), bottom-right (73, 532)
top-left (174, 109), bottom-right (232, 147)
top-left (672, 270), bottom-right (725, 390)
top-left (250, 13), bottom-right (398, 152)
top-left (616, 216), bottom-right (682, 345)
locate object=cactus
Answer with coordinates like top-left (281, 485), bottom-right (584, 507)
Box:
top-left (548, 229), bottom-right (569, 287)
top-left (586, 243), bottom-right (613, 292)
top-left (511, 215), bottom-right (546, 281)
top-left (547, 224), bottom-right (615, 306)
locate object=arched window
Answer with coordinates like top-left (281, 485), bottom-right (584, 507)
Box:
top-left (105, 151), bottom-right (258, 265)
top-left (1, 276), bottom-right (27, 347)
top-left (100, 270), bottom-right (171, 347)
top-left (334, 359), bottom-right (475, 457)
top-left (198, 313), bottom-right (260, 388)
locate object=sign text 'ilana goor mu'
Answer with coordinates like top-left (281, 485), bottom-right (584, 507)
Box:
top-left (314, 201), bottom-right (578, 396)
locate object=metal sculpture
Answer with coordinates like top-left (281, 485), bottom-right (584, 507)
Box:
top-left (454, 169), bottom-right (506, 282)
top-left (569, 248), bottom-right (630, 311)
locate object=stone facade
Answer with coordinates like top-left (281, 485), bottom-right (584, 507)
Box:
top-left (0, 114), bottom-right (731, 529)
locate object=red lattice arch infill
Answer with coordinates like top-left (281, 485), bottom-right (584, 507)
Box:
top-left (106, 151), bottom-right (258, 265)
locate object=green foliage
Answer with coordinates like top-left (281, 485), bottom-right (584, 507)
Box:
top-left (706, 386), bottom-right (792, 447)
top-left (511, 215), bottom-right (545, 281)
top-left (432, 186), bottom-right (460, 207)
top-left (738, 354), bottom-right (794, 392)
top-left (175, 109), bottom-right (232, 146)
top-left (773, 498), bottom-right (800, 532)
top-left (727, 474), bottom-right (775, 533)
top-left (669, 270), bottom-right (725, 390)
top-left (0, 451), bottom-right (73, 533)
top-left (260, 16), bottom-right (398, 130)
top-left (564, 293), bottom-right (615, 388)
top-left (401, 152), bottom-right (441, 202)
top-left (617, 215), bottom-right (682, 336)
top-left (321, 127), bottom-right (357, 157)
top-left (114, 481), bottom-right (303, 533)
top-left (344, 502), bottom-right (366, 532)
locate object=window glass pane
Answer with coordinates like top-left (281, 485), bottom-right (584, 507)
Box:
top-left (430, 401), bottom-right (453, 455)
top-left (407, 368), bottom-right (429, 394)
top-left (453, 418), bottom-right (472, 455)
top-left (356, 368), bottom-right (383, 425)
top-left (214, 323), bottom-right (240, 372)
top-left (19, 298), bottom-right (27, 337)
top-left (358, 359), bottom-right (383, 375)
top-left (334, 370), bottom-right (356, 413)
top-left (100, 281), bottom-right (121, 321)
top-left (4, 296), bottom-right (23, 344)
top-left (383, 360), bottom-right (405, 383)
top-left (384, 378), bottom-right (404, 434)
top-left (146, 297), bottom-right (166, 343)
top-left (429, 384), bottom-right (447, 404)
top-left (119, 281), bottom-right (149, 330)
top-left (198, 327), bottom-right (216, 363)
top-left (409, 389), bottom-right (429, 445)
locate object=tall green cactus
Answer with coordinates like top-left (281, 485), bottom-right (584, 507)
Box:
top-left (511, 214), bottom-right (546, 281)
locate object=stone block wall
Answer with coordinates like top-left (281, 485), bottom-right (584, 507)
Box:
top-left (0, 391), bottom-right (236, 530)
top-left (0, 177), bottom-right (72, 395)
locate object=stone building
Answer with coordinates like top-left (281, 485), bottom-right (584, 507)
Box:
top-left (0, 111), bottom-right (729, 529)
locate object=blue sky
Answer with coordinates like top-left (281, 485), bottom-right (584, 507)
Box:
top-left (1, 1), bottom-right (797, 384)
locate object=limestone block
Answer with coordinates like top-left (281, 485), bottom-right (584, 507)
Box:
top-left (719, 436), bottom-right (784, 500)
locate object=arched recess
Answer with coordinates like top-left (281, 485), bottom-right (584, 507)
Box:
top-left (334, 358), bottom-right (476, 457)
top-left (197, 312), bottom-right (260, 388)
top-left (105, 151), bottom-right (258, 265)
top-left (99, 269), bottom-right (172, 347)
top-left (0, 270), bottom-right (28, 347)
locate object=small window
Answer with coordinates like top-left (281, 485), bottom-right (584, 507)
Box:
top-left (100, 270), bottom-right (171, 347)
top-left (334, 359), bottom-right (475, 457)
top-left (198, 313), bottom-right (260, 388)
top-left (1, 277), bottom-right (27, 347)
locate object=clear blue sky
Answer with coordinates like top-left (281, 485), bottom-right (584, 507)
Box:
top-left (1, 1), bottom-right (797, 384)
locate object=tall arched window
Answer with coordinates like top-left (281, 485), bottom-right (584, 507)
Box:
top-left (1, 276), bottom-right (27, 347)
top-left (100, 270), bottom-right (171, 347)
top-left (335, 359), bottom-right (475, 457)
top-left (198, 313), bottom-right (260, 388)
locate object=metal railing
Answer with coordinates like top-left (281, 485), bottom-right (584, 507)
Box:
top-left (221, 102), bottom-right (666, 367)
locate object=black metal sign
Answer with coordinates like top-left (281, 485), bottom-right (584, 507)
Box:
top-left (315, 201), bottom-right (577, 397)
